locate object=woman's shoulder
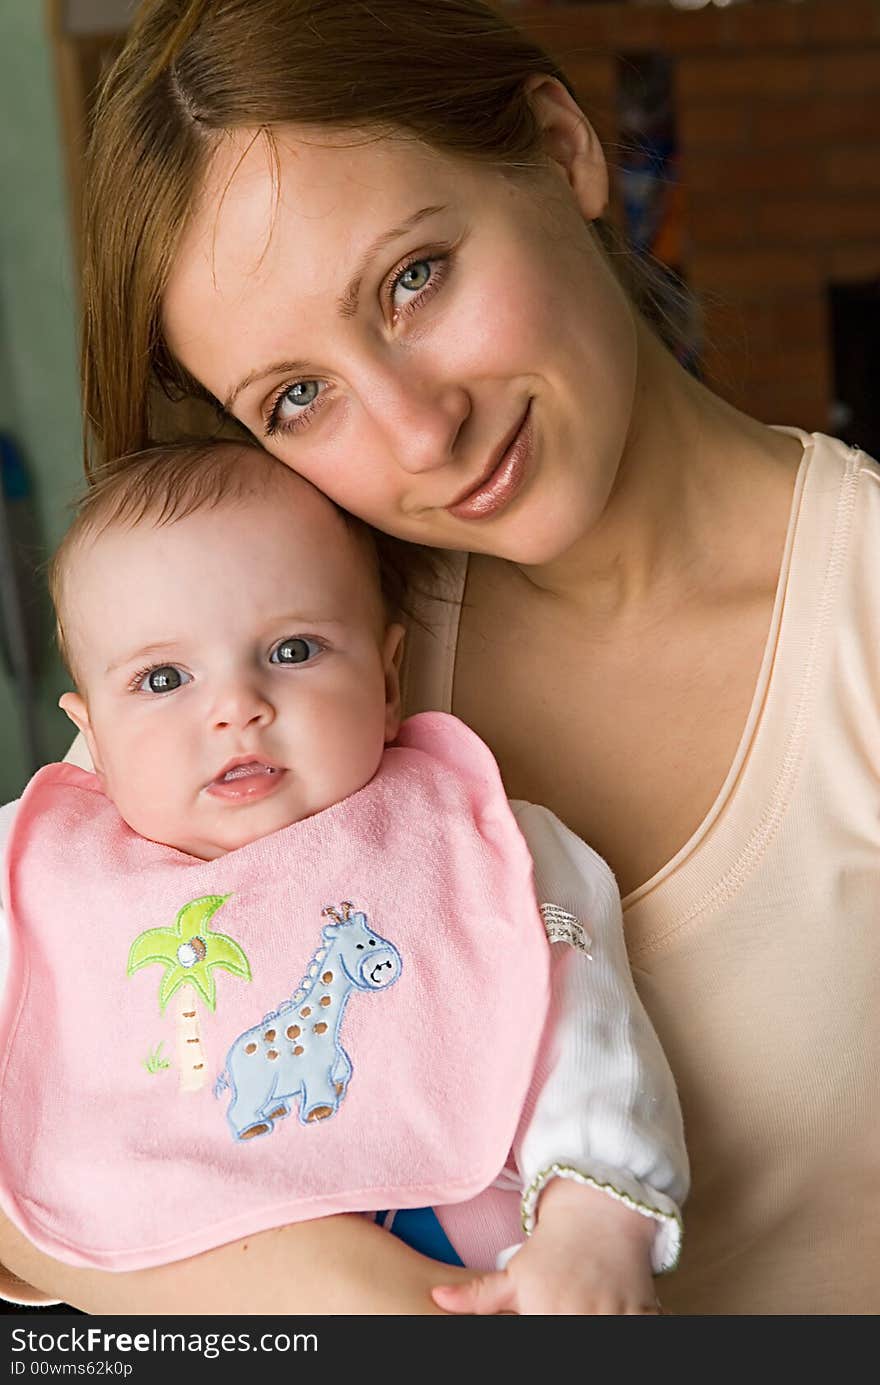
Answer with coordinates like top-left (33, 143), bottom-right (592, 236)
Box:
top-left (794, 431), bottom-right (880, 742)
top-left (832, 435), bottom-right (880, 671)
top-left (793, 428), bottom-right (880, 558)
top-left (800, 427), bottom-right (878, 487)
top-left (809, 429), bottom-right (880, 555)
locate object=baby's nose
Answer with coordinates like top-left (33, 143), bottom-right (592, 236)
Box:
top-left (211, 681), bottom-right (275, 731)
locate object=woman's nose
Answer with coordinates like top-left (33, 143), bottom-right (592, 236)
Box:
top-left (366, 368), bottom-right (472, 474)
top-left (211, 680), bottom-right (275, 732)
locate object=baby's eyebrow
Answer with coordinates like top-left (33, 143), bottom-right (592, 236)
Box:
top-left (105, 641), bottom-right (179, 676)
top-left (222, 204), bottom-right (447, 413)
top-left (266, 616), bottom-right (351, 635)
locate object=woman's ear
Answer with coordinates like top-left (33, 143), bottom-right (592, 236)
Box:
top-left (524, 75), bottom-right (608, 220)
top-left (382, 623), bottom-right (406, 743)
top-left (58, 692), bottom-right (103, 775)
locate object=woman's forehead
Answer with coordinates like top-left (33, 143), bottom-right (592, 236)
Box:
top-left (162, 125), bottom-right (472, 386)
top-left (171, 127), bottom-right (465, 297)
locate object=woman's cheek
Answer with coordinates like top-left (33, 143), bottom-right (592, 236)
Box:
top-left (268, 405), bottom-right (396, 523)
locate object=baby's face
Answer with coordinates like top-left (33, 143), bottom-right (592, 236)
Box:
top-left (61, 483), bottom-right (402, 859)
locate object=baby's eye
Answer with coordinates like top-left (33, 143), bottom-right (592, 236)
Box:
top-left (270, 637), bottom-right (323, 665)
top-left (137, 665), bottom-right (191, 694)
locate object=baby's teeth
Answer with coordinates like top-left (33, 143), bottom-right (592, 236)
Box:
top-left (220, 762), bottom-right (278, 782)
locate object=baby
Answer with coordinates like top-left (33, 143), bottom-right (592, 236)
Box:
top-left (0, 441), bottom-right (687, 1315)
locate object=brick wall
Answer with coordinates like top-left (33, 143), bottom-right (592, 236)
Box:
top-left (511, 0), bottom-right (880, 432)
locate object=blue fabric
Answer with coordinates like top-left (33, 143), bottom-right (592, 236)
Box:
top-left (379, 1207), bottom-right (464, 1267)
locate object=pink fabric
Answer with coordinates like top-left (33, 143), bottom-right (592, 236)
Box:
top-left (0, 713), bottom-right (549, 1270)
top-left (436, 1183), bottom-right (524, 1271)
top-left (436, 994), bottom-right (563, 1270)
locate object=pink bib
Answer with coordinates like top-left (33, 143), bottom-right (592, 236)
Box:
top-left (0, 713), bottom-right (549, 1270)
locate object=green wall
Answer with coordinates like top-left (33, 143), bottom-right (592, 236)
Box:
top-left (0, 3), bottom-right (84, 799)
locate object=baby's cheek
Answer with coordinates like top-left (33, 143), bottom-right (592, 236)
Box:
top-left (100, 727), bottom-right (184, 834)
top-left (305, 681), bottom-right (387, 793)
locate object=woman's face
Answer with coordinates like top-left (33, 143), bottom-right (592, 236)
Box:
top-left (163, 100), bottom-right (637, 565)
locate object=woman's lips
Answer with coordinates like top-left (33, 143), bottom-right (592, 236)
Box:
top-left (205, 762), bottom-right (287, 803)
top-left (447, 403), bottom-right (532, 521)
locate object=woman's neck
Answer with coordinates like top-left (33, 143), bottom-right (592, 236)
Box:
top-left (514, 319), bottom-right (803, 626)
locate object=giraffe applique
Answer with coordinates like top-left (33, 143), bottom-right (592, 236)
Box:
top-left (215, 903), bottom-right (402, 1140)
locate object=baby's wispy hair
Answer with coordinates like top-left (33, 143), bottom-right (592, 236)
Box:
top-left (50, 439), bottom-right (443, 683)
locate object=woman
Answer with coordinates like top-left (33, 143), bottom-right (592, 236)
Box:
top-left (1, 0), bottom-right (878, 1313)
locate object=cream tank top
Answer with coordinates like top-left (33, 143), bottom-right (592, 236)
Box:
top-left (402, 431), bottom-right (880, 1315)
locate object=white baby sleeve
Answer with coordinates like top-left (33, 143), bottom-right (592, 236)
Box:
top-left (508, 801), bottom-right (689, 1275)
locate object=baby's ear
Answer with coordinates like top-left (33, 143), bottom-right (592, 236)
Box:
top-left (382, 623), bottom-right (406, 742)
top-left (58, 692), bottom-right (102, 774)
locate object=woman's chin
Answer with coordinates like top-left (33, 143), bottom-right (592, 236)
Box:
top-left (472, 511), bottom-right (600, 569)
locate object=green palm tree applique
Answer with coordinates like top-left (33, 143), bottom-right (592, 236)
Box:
top-left (128, 894), bottom-right (251, 1092)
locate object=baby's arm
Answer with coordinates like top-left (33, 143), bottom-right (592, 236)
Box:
top-left (434, 802), bottom-right (688, 1316)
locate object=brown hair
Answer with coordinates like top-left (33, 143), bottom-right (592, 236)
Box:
top-left (50, 440), bottom-right (402, 679)
top-left (82, 0), bottom-right (678, 473)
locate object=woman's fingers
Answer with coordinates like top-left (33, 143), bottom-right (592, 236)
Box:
top-left (431, 1270), bottom-right (515, 1315)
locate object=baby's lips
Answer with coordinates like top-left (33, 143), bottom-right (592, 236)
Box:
top-left (216, 761), bottom-right (277, 784)
top-left (204, 760), bottom-right (287, 803)
top-left (209, 755), bottom-right (282, 787)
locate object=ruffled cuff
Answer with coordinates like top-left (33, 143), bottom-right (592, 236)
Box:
top-left (520, 1160), bottom-right (683, 1274)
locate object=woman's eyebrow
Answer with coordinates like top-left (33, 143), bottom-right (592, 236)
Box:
top-left (337, 204), bottom-right (447, 318)
top-left (224, 360), bottom-right (310, 414)
top-left (223, 204), bottom-right (447, 413)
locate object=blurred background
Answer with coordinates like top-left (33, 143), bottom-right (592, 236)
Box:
top-left (0, 0), bottom-right (878, 804)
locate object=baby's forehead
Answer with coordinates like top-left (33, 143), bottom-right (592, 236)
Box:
top-left (69, 482), bottom-right (383, 622)
top-left (78, 461), bottom-right (370, 563)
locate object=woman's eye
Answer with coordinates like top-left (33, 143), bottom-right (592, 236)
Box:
top-left (264, 252), bottom-right (448, 439)
top-left (391, 258), bottom-right (433, 312)
top-left (270, 637), bottom-right (322, 665)
top-left (284, 381), bottom-right (320, 409)
top-left (136, 665), bottom-right (191, 694)
top-left (266, 379), bottom-right (324, 436)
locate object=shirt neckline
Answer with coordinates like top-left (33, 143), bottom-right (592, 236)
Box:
top-left (622, 429), bottom-right (862, 959)
top-left (420, 429), bottom-right (842, 951)
top-left (621, 430), bottom-right (812, 917)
